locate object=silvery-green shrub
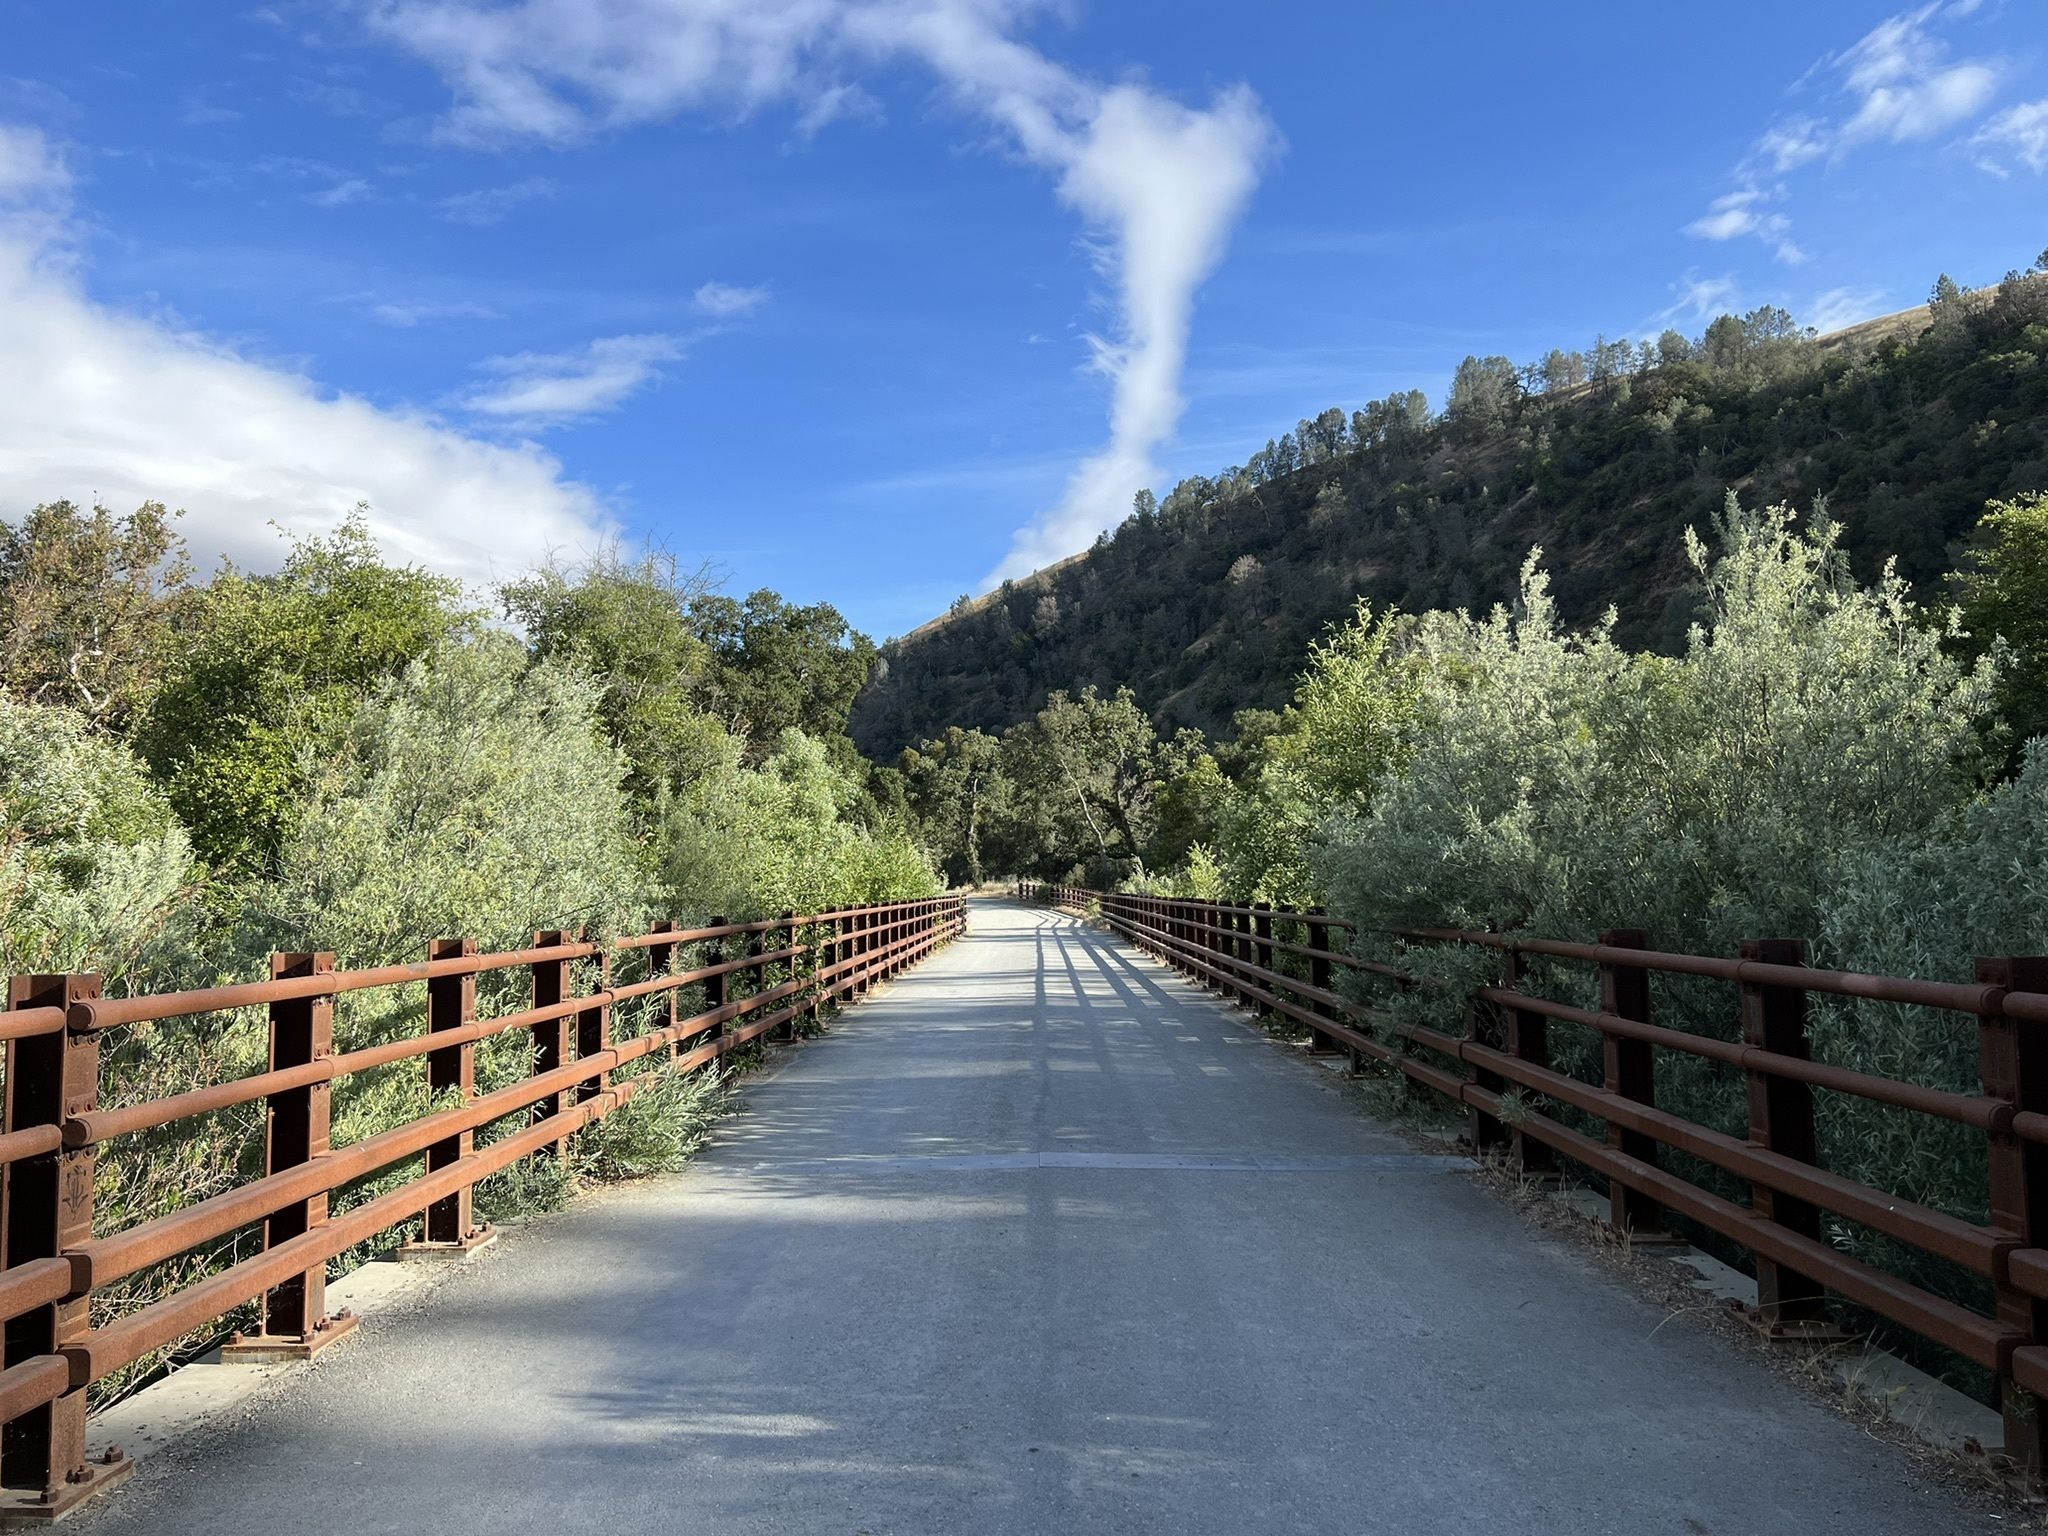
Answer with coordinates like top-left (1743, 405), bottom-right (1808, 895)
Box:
top-left (0, 696), bottom-right (193, 981)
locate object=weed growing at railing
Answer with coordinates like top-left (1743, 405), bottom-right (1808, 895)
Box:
top-left (589, 1069), bottom-right (734, 1181)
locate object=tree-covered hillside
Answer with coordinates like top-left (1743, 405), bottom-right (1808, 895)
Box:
top-left (853, 262), bottom-right (2048, 756)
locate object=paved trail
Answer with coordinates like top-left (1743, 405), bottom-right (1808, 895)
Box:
top-left (86, 900), bottom-right (1992, 1535)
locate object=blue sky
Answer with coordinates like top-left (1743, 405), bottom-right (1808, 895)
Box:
top-left (0, 2), bottom-right (2043, 639)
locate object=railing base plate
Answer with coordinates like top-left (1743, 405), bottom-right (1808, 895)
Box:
top-left (0, 1455), bottom-right (136, 1525)
top-left (219, 1311), bottom-right (361, 1363)
top-left (1742, 1309), bottom-right (1858, 1348)
top-left (396, 1224), bottom-right (499, 1262)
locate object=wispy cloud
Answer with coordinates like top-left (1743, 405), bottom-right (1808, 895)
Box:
top-left (1807, 286), bottom-right (1891, 333)
top-left (0, 122), bottom-right (69, 204)
top-left (1972, 98), bottom-right (2048, 175)
top-left (1756, 116), bottom-right (1829, 172)
top-left (437, 175), bottom-right (555, 226)
top-left (692, 279), bottom-right (769, 318)
top-left (181, 90), bottom-right (242, 127)
top-left (1652, 272), bottom-right (1740, 329)
top-left (461, 333), bottom-right (682, 426)
top-left (1682, 187), bottom-right (1803, 264)
top-left (370, 298), bottom-right (500, 326)
top-left (1685, 3), bottom-right (2009, 268)
top-left (362, 0), bottom-right (1278, 588)
top-left (253, 153), bottom-right (377, 208)
top-left (795, 81), bottom-right (881, 137)
top-left (308, 176), bottom-right (374, 207)
top-left (0, 123), bottom-right (74, 253)
top-left (1834, 4), bottom-right (1998, 147)
top-left (0, 121), bottom-right (613, 585)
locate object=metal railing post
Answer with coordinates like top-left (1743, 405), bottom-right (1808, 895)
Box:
top-left (1300, 906), bottom-right (1341, 1055)
top-left (412, 938), bottom-right (488, 1254)
top-left (744, 922), bottom-right (766, 1007)
top-left (577, 935), bottom-right (610, 1106)
top-left (776, 910), bottom-right (799, 1041)
top-left (1740, 938), bottom-right (1834, 1339)
top-left (1466, 974), bottom-right (1510, 1156)
top-left (0, 973), bottom-right (126, 1515)
top-left (705, 917), bottom-right (729, 1068)
top-left (1503, 949), bottom-right (1555, 1177)
top-left (1252, 903), bottom-right (1274, 1018)
top-left (647, 920), bottom-right (679, 1062)
top-left (531, 932), bottom-right (573, 1149)
top-left (1304, 907), bottom-right (1336, 1055)
top-left (1981, 954), bottom-right (2048, 1483)
top-left (820, 913), bottom-right (840, 1017)
top-left (1598, 929), bottom-right (1671, 1241)
top-left (225, 952), bottom-right (359, 1359)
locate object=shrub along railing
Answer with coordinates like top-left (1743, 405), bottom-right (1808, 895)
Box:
top-left (1025, 881), bottom-right (2048, 1483)
top-left (0, 894), bottom-right (964, 1518)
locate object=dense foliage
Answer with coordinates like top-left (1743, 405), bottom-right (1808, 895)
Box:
top-left (0, 501), bottom-right (938, 1400)
top-left (906, 486), bottom-right (2046, 1370)
top-left (856, 266), bottom-right (2048, 755)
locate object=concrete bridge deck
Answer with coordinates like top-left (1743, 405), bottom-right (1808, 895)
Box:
top-left (82, 899), bottom-right (1992, 1534)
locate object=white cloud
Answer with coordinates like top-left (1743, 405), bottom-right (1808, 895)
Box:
top-left (1757, 117), bottom-right (1828, 172)
top-left (692, 279), bottom-right (770, 317)
top-left (795, 81), bottom-right (882, 137)
top-left (1807, 285), bottom-right (1891, 333)
top-left (1682, 187), bottom-right (1802, 265)
top-left (0, 127), bottom-right (612, 587)
top-left (0, 123), bottom-right (73, 250)
top-left (1692, 4), bottom-right (2008, 267)
top-left (309, 176), bottom-right (375, 207)
top-left (1835, 5), bottom-right (1998, 145)
top-left (1973, 98), bottom-right (2048, 174)
top-left (436, 175), bottom-right (555, 225)
top-left (1653, 273), bottom-right (1740, 329)
top-left (0, 126), bottom-right (66, 198)
top-left (370, 298), bottom-right (501, 325)
top-left (461, 333), bottom-right (682, 424)
top-left (362, 0), bottom-right (1277, 587)
top-left (1684, 190), bottom-right (1765, 242)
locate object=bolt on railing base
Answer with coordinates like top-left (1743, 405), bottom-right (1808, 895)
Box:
top-left (1613, 1227), bottom-right (1692, 1252)
top-left (395, 1223), bottom-right (499, 1263)
top-left (1740, 1309), bottom-right (1859, 1348)
top-left (0, 1451), bottom-right (135, 1526)
top-left (219, 1309), bottom-right (361, 1364)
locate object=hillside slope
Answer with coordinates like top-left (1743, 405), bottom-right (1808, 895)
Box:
top-left (854, 278), bottom-right (2048, 756)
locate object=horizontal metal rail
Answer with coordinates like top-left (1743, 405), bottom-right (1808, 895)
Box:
top-left (0, 894), bottom-right (965, 1508)
top-left (1026, 881), bottom-right (2048, 1479)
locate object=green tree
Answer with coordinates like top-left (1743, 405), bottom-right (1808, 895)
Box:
top-left (1205, 603), bottom-right (1421, 902)
top-left (0, 696), bottom-right (193, 980)
top-left (0, 500), bottom-right (191, 731)
top-left (899, 726), bottom-right (1009, 885)
top-left (1541, 349), bottom-right (1586, 393)
top-left (137, 513), bottom-right (474, 880)
top-left (246, 636), bottom-right (643, 964)
top-left (500, 549), bottom-right (728, 798)
top-left (1149, 728), bottom-right (1229, 873)
top-left (1003, 686), bottom-right (1160, 880)
top-left (1445, 355), bottom-right (1520, 433)
top-left (1317, 497), bottom-right (1995, 950)
top-left (654, 728), bottom-right (936, 919)
top-left (1954, 490), bottom-right (2048, 755)
top-left (690, 590), bottom-right (875, 757)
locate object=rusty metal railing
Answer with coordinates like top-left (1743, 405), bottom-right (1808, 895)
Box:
top-left (0, 894), bottom-right (964, 1517)
top-left (1024, 881), bottom-right (2048, 1482)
